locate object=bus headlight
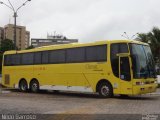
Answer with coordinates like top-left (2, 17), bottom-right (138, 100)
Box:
top-left (136, 82), bottom-right (145, 85)
top-left (154, 80), bottom-right (157, 84)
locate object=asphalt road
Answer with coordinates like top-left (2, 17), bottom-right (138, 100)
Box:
top-left (0, 89), bottom-right (160, 115)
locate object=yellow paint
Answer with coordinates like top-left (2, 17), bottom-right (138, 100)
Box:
top-left (2, 40), bottom-right (157, 95)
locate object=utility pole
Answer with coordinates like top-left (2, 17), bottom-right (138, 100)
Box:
top-left (0, 0), bottom-right (31, 50)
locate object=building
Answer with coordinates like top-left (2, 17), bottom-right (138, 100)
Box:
top-left (4, 24), bottom-right (30, 50)
top-left (31, 35), bottom-right (78, 47)
top-left (0, 27), bottom-right (4, 44)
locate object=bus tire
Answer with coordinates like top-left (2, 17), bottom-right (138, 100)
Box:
top-left (19, 80), bottom-right (28, 92)
top-left (30, 80), bottom-right (39, 93)
top-left (98, 82), bottom-right (113, 98)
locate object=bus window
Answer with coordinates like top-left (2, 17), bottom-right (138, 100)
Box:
top-left (86, 45), bottom-right (107, 62)
top-left (120, 57), bottom-right (131, 81)
top-left (42, 51), bottom-right (49, 64)
top-left (111, 43), bottom-right (129, 78)
top-left (66, 47), bottom-right (85, 63)
top-left (34, 52), bottom-right (42, 64)
top-left (11, 54), bottom-right (21, 65)
top-left (21, 53), bottom-right (34, 65)
top-left (4, 55), bottom-right (12, 66)
top-left (49, 49), bottom-right (65, 64)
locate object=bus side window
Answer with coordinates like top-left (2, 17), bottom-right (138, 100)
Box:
top-left (21, 53), bottom-right (34, 65)
top-left (49, 49), bottom-right (65, 64)
top-left (4, 55), bottom-right (11, 66)
top-left (111, 43), bottom-right (129, 78)
top-left (42, 51), bottom-right (49, 64)
top-left (120, 57), bottom-right (131, 81)
top-left (34, 52), bottom-right (42, 64)
top-left (86, 45), bottom-right (107, 62)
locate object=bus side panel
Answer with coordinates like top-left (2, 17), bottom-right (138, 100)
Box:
top-left (33, 64), bottom-right (58, 86)
top-left (85, 73), bottom-right (121, 94)
top-left (34, 63), bottom-right (92, 92)
top-left (62, 64), bottom-right (89, 87)
top-left (2, 67), bottom-right (14, 88)
top-left (2, 66), bottom-right (34, 88)
top-left (18, 66), bottom-right (34, 87)
top-left (83, 62), bottom-right (121, 94)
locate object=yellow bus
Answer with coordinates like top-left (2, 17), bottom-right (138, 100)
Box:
top-left (2, 40), bottom-right (158, 98)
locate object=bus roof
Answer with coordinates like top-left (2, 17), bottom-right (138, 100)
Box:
top-left (4, 39), bottom-right (148, 55)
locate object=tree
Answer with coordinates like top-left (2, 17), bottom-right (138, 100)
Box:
top-left (0, 39), bottom-right (15, 73)
top-left (0, 39), bottom-right (15, 53)
top-left (136, 27), bottom-right (160, 61)
top-left (25, 45), bottom-right (34, 50)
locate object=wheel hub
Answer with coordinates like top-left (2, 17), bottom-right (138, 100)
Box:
top-left (101, 86), bottom-right (110, 96)
top-left (32, 83), bottom-right (38, 91)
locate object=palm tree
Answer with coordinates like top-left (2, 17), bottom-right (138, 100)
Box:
top-left (136, 33), bottom-right (149, 43)
top-left (136, 27), bottom-right (160, 61)
top-left (148, 27), bottom-right (160, 60)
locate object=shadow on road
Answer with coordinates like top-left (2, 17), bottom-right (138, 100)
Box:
top-left (114, 95), bottom-right (159, 100)
top-left (4, 89), bottom-right (101, 99)
top-left (2, 88), bottom-right (159, 100)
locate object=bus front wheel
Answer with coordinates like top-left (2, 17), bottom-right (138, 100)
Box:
top-left (98, 82), bottom-right (113, 98)
top-left (30, 80), bottom-right (39, 93)
top-left (19, 80), bottom-right (28, 92)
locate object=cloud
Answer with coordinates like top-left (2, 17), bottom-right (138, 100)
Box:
top-left (0, 0), bottom-right (160, 43)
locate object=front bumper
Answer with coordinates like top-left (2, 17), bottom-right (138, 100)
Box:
top-left (133, 83), bottom-right (158, 95)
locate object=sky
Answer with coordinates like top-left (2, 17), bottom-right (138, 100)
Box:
top-left (0, 0), bottom-right (160, 43)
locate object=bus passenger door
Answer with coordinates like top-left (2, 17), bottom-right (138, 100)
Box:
top-left (119, 56), bottom-right (133, 95)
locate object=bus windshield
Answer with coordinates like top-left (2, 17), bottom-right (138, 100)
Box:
top-left (129, 43), bottom-right (156, 79)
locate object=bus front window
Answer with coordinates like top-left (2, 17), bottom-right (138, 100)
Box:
top-left (129, 44), bottom-right (156, 79)
top-left (143, 45), bottom-right (156, 78)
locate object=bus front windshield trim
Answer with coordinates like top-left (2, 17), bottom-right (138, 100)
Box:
top-left (129, 43), bottom-right (156, 79)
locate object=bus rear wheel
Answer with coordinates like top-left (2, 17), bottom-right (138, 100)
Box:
top-left (98, 82), bottom-right (113, 98)
top-left (19, 80), bottom-right (28, 92)
top-left (30, 80), bottom-right (39, 93)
